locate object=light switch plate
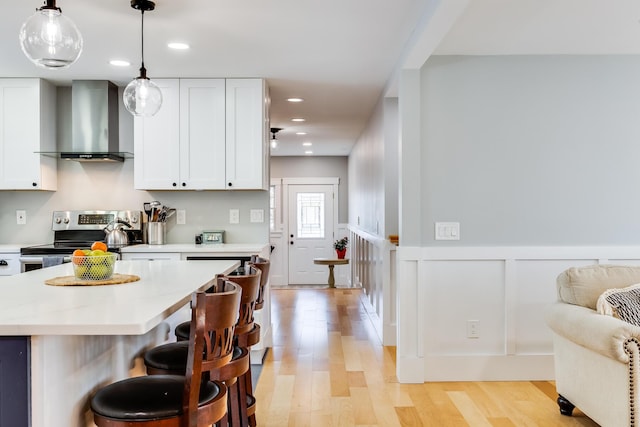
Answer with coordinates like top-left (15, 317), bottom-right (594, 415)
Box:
top-left (435, 222), bottom-right (460, 240)
top-left (229, 209), bottom-right (240, 224)
top-left (250, 209), bottom-right (264, 223)
top-left (176, 209), bottom-right (186, 225)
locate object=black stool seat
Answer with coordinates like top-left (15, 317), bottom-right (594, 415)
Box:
top-left (175, 320), bottom-right (190, 341)
top-left (91, 375), bottom-right (220, 421)
top-left (144, 342), bottom-right (190, 374)
top-left (145, 342), bottom-right (244, 375)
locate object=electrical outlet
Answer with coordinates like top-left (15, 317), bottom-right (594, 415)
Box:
top-left (229, 209), bottom-right (240, 224)
top-left (176, 209), bottom-right (186, 225)
top-left (467, 320), bottom-right (479, 338)
top-left (16, 210), bottom-right (26, 225)
top-left (250, 209), bottom-right (264, 223)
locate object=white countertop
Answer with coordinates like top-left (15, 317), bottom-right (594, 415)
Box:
top-left (0, 245), bottom-right (22, 253)
top-left (0, 260), bottom-right (239, 336)
top-left (121, 243), bottom-right (269, 254)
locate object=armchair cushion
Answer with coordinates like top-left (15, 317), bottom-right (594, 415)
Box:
top-left (597, 283), bottom-right (640, 326)
top-left (557, 264), bottom-right (640, 309)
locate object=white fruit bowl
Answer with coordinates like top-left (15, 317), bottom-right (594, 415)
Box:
top-left (71, 254), bottom-right (117, 281)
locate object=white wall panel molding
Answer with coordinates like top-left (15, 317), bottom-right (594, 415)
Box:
top-left (396, 246), bottom-right (424, 383)
top-left (396, 245), bottom-right (640, 383)
top-left (349, 227), bottom-right (396, 345)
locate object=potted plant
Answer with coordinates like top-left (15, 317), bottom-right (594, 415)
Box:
top-left (333, 237), bottom-right (348, 259)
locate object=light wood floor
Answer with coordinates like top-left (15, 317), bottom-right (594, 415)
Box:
top-left (253, 288), bottom-right (600, 426)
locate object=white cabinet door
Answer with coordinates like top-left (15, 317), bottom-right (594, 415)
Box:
top-left (179, 79), bottom-right (226, 190)
top-left (225, 79), bottom-right (268, 190)
top-left (134, 78), bottom-right (268, 191)
top-left (0, 79), bottom-right (56, 190)
top-left (134, 79), bottom-right (180, 190)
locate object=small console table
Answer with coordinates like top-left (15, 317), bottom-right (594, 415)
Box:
top-left (313, 258), bottom-right (349, 288)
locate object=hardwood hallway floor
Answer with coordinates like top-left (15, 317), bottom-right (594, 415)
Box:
top-left (253, 288), bottom-right (599, 426)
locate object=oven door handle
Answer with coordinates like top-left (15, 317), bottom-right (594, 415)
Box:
top-left (19, 256), bottom-right (71, 264)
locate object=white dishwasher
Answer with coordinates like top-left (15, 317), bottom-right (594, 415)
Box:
top-left (0, 246), bottom-right (21, 276)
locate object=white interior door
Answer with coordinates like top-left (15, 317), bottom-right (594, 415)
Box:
top-left (287, 184), bottom-right (335, 285)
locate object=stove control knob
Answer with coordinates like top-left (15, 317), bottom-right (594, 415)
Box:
top-left (63, 218), bottom-right (70, 224)
top-left (130, 215), bottom-right (138, 224)
top-left (54, 217), bottom-right (62, 224)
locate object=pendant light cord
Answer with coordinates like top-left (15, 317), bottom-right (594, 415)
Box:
top-left (140, 9), bottom-right (146, 77)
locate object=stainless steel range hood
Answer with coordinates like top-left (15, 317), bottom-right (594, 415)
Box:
top-left (60, 80), bottom-right (124, 162)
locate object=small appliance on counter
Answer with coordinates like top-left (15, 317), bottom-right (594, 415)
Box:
top-left (20, 210), bottom-right (143, 272)
top-left (200, 230), bottom-right (225, 244)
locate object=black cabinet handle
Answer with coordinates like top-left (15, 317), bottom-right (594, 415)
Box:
top-left (0, 260), bottom-right (7, 266)
top-left (172, 182), bottom-right (177, 187)
top-left (290, 241), bottom-right (294, 245)
top-left (182, 182), bottom-right (186, 187)
top-left (32, 182), bottom-right (37, 187)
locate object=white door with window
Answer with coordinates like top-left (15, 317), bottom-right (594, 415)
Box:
top-left (287, 184), bottom-right (335, 285)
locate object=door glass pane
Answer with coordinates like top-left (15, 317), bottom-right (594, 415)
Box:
top-left (297, 193), bottom-right (324, 238)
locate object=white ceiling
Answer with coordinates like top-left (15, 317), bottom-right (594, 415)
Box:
top-left (0, 0), bottom-right (430, 157)
top-left (434, 0), bottom-right (640, 56)
top-left (2, 1), bottom-right (640, 157)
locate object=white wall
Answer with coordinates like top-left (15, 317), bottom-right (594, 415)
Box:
top-left (0, 86), bottom-right (269, 245)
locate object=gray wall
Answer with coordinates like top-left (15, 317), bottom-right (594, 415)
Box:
top-left (348, 95), bottom-right (399, 238)
top-left (0, 86), bottom-right (269, 245)
top-left (270, 156), bottom-right (348, 223)
top-left (420, 55), bottom-right (640, 245)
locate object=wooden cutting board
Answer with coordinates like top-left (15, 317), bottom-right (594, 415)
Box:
top-left (45, 274), bottom-right (141, 286)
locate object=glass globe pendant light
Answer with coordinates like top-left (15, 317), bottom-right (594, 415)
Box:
top-left (19, 0), bottom-right (83, 68)
top-left (123, 0), bottom-right (162, 117)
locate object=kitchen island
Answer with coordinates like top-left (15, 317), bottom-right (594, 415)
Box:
top-left (121, 243), bottom-right (272, 364)
top-left (0, 259), bottom-right (239, 427)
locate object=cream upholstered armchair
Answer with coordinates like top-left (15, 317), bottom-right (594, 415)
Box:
top-left (546, 264), bottom-right (640, 427)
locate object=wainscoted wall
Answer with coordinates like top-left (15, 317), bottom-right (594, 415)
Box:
top-left (395, 245), bottom-right (640, 383)
top-left (349, 227), bottom-right (396, 345)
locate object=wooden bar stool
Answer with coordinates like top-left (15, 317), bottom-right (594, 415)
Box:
top-left (249, 255), bottom-right (270, 311)
top-left (155, 266), bottom-right (261, 427)
top-left (90, 282), bottom-right (241, 427)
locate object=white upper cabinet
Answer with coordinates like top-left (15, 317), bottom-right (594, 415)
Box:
top-left (134, 79), bottom-right (181, 190)
top-left (0, 79), bottom-right (56, 190)
top-left (180, 79), bottom-right (226, 189)
top-left (134, 78), bottom-right (268, 190)
top-left (225, 79), bottom-right (269, 190)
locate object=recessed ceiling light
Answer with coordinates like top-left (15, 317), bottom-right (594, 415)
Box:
top-left (304, 150), bottom-right (313, 155)
top-left (296, 132), bottom-right (307, 135)
top-left (168, 42), bottom-right (190, 50)
top-left (109, 59), bottom-right (130, 67)
top-left (302, 142), bottom-right (312, 146)
top-left (287, 98), bottom-right (304, 102)
top-left (291, 118), bottom-right (305, 122)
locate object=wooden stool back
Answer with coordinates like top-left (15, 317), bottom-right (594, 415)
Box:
top-left (91, 284), bottom-right (241, 427)
top-left (249, 255), bottom-right (270, 310)
top-left (225, 265), bottom-right (261, 336)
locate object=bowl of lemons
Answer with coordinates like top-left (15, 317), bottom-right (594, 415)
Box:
top-left (71, 242), bottom-right (117, 281)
